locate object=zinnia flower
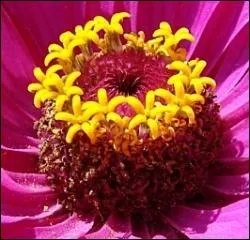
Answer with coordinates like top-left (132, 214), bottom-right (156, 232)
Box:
top-left (1, 1), bottom-right (249, 239)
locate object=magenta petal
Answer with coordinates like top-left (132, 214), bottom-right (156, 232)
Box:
top-left (187, 2), bottom-right (219, 58)
top-left (31, 214), bottom-right (93, 239)
top-left (2, 1), bottom-right (87, 56)
top-left (218, 118), bottom-right (249, 163)
top-left (1, 169), bottom-right (57, 216)
top-left (2, 145), bottom-right (38, 155)
top-left (2, 203), bottom-right (62, 225)
top-left (213, 24), bottom-right (248, 97)
top-left (85, 213), bottom-right (132, 239)
top-left (2, 89), bottom-right (38, 137)
top-left (1, 169), bottom-right (52, 195)
top-left (135, 2), bottom-right (220, 37)
top-left (1, 214), bottom-right (91, 239)
top-left (152, 235), bottom-right (167, 239)
top-left (1, 147), bottom-right (38, 174)
top-left (2, 130), bottom-right (40, 149)
top-left (2, 7), bottom-right (40, 136)
top-left (219, 72), bottom-right (249, 114)
top-left (190, 1), bottom-right (249, 71)
top-left (206, 174), bottom-right (249, 196)
top-left (166, 198), bottom-right (249, 239)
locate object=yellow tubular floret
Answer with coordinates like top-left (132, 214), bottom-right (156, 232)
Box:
top-left (106, 112), bottom-right (124, 127)
top-left (107, 96), bottom-right (127, 112)
top-left (167, 61), bottom-right (191, 77)
top-left (65, 86), bottom-right (83, 97)
top-left (154, 89), bottom-right (175, 103)
top-left (185, 94), bottom-right (205, 105)
top-left (111, 12), bottom-right (130, 25)
top-left (81, 122), bottom-right (97, 144)
top-left (44, 51), bottom-right (71, 67)
top-left (146, 37), bottom-right (164, 51)
top-left (72, 95), bottom-right (82, 116)
top-left (59, 31), bottom-right (75, 48)
top-left (55, 95), bottom-right (69, 112)
top-left (168, 74), bottom-right (189, 87)
top-left (28, 83), bottom-right (43, 93)
top-left (34, 89), bottom-right (52, 108)
top-left (43, 74), bottom-right (64, 92)
top-left (190, 77), bottom-right (216, 94)
top-left (150, 104), bottom-right (179, 118)
top-left (110, 12), bottom-right (130, 34)
top-left (126, 96), bottom-right (145, 114)
top-left (152, 22), bottom-right (194, 60)
top-left (48, 44), bottom-right (64, 52)
top-left (170, 79), bottom-right (185, 100)
top-left (200, 77), bottom-right (216, 89)
top-left (145, 91), bottom-right (155, 110)
top-left (160, 21), bottom-right (172, 33)
top-left (68, 38), bottom-right (86, 53)
top-left (92, 113), bottom-right (105, 122)
top-left (66, 124), bottom-right (82, 143)
top-left (190, 60), bottom-right (207, 78)
top-left (124, 33), bottom-right (138, 44)
top-left (181, 105), bottom-right (195, 124)
top-left (55, 112), bottom-right (76, 123)
top-left (81, 101), bottom-right (101, 110)
top-left (33, 67), bottom-right (45, 82)
top-left (128, 114), bottom-right (147, 130)
top-left (46, 64), bottom-right (63, 76)
top-left (175, 32), bottom-right (195, 45)
top-left (82, 106), bottom-right (106, 121)
top-left (84, 20), bottom-right (95, 31)
top-left (147, 119), bottom-right (159, 139)
top-left (40, 91), bottom-right (58, 103)
top-left (97, 88), bottom-right (108, 105)
top-left (64, 71), bottom-right (81, 89)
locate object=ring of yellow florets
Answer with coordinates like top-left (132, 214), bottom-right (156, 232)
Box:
top-left (27, 12), bottom-right (216, 154)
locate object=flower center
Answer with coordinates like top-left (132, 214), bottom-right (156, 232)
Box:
top-left (78, 49), bottom-right (171, 99)
top-left (116, 72), bottom-right (141, 96)
top-left (27, 12), bottom-right (223, 222)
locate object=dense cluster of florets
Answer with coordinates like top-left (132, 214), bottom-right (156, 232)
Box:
top-left (36, 91), bottom-right (223, 221)
top-left (27, 12), bottom-right (223, 224)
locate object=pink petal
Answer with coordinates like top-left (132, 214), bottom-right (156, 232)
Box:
top-left (187, 2), bottom-right (220, 58)
top-left (32, 214), bottom-right (93, 239)
top-left (206, 174), bottom-right (249, 196)
top-left (190, 1), bottom-right (249, 72)
top-left (219, 72), bottom-right (249, 113)
top-left (166, 198), bottom-right (249, 239)
top-left (1, 7), bottom-right (40, 136)
top-left (2, 203), bottom-right (62, 225)
top-left (85, 213), bottom-right (132, 239)
top-left (1, 148), bottom-right (38, 173)
top-left (2, 89), bottom-right (38, 137)
top-left (218, 118), bottom-right (249, 163)
top-left (136, 2), bottom-right (220, 37)
top-left (1, 169), bottom-right (56, 216)
top-left (213, 24), bottom-right (249, 97)
top-left (2, 2), bottom-right (87, 56)
top-left (2, 131), bottom-right (39, 149)
top-left (1, 214), bottom-right (92, 239)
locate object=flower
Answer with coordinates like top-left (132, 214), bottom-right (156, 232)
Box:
top-left (1, 1), bottom-right (249, 239)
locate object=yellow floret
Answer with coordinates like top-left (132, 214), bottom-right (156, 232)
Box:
top-left (153, 22), bottom-right (195, 60)
top-left (167, 59), bottom-right (216, 94)
top-left (94, 12), bottom-right (130, 35)
top-left (28, 66), bottom-right (82, 111)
